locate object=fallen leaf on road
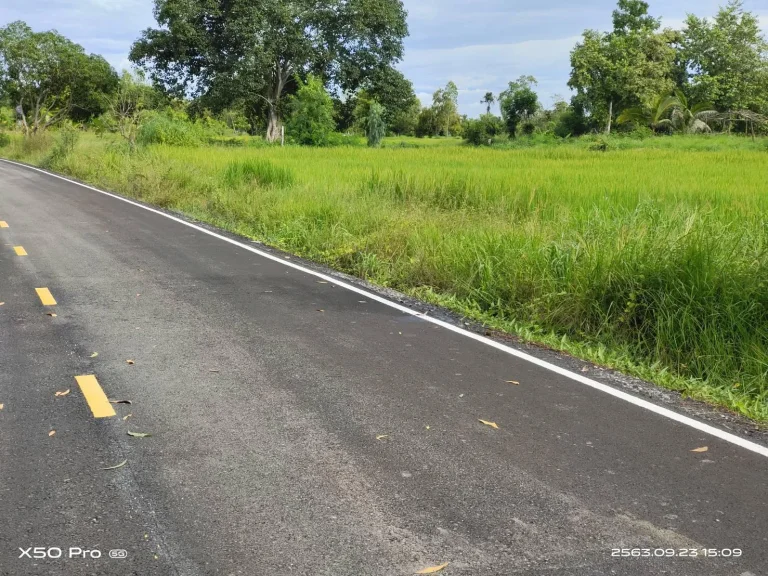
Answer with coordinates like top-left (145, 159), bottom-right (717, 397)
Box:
top-left (126, 360), bottom-right (135, 365)
top-left (479, 419), bottom-right (499, 429)
top-left (416, 563), bottom-right (449, 574)
top-left (109, 399), bottom-right (132, 405)
top-left (90, 352), bottom-right (98, 358)
top-left (316, 281), bottom-right (328, 284)
top-left (209, 369), bottom-right (220, 373)
top-left (376, 435), bottom-right (389, 441)
top-left (127, 431), bottom-right (152, 438)
top-left (425, 425), bottom-right (430, 430)
top-left (55, 389), bottom-right (71, 397)
top-left (46, 312), bottom-right (57, 317)
top-left (505, 380), bottom-right (520, 385)
top-left (691, 446), bottom-right (709, 453)
top-left (581, 366), bottom-right (589, 372)
top-left (0, 302), bottom-right (4, 306)
top-left (317, 309), bottom-right (325, 312)
top-left (0, 403), bottom-right (4, 410)
top-left (48, 430), bottom-right (56, 437)
top-left (102, 459), bottom-right (127, 470)
top-left (123, 414), bottom-right (132, 421)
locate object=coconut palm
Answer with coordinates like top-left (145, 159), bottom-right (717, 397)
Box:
top-left (618, 90), bottom-right (716, 133)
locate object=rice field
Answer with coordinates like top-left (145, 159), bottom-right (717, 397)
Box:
top-left (5, 133), bottom-right (768, 419)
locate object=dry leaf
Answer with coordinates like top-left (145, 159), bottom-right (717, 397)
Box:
top-left (376, 435), bottom-right (389, 441)
top-left (425, 425), bottom-right (430, 430)
top-left (46, 312), bottom-right (57, 317)
top-left (102, 459), bottom-right (127, 470)
top-left (0, 302), bottom-right (4, 306)
top-left (48, 430), bottom-right (56, 437)
top-left (55, 389), bottom-right (71, 397)
top-left (90, 352), bottom-right (98, 358)
top-left (126, 360), bottom-right (135, 365)
top-left (316, 281), bottom-right (328, 284)
top-left (581, 366), bottom-right (589, 372)
top-left (0, 403), bottom-right (4, 410)
top-left (109, 399), bottom-right (132, 405)
top-left (691, 446), bottom-right (709, 453)
top-left (316, 309), bottom-right (325, 312)
top-left (209, 369), bottom-right (220, 373)
top-left (416, 563), bottom-right (449, 574)
top-left (123, 413), bottom-right (132, 421)
top-left (479, 419), bottom-right (499, 429)
top-left (505, 380), bottom-right (520, 385)
top-left (127, 431), bottom-right (152, 438)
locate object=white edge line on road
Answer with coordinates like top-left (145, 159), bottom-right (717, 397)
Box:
top-left (3, 158), bottom-right (767, 459)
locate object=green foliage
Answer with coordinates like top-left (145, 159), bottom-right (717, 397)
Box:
top-left (360, 67), bottom-right (420, 135)
top-left (42, 122), bottom-right (80, 168)
top-left (137, 112), bottom-right (204, 147)
top-left (681, 1), bottom-right (768, 114)
top-left (463, 114), bottom-right (504, 146)
top-left (286, 75), bottom-right (336, 146)
top-left (499, 76), bottom-right (539, 138)
top-left (0, 21), bottom-right (118, 133)
top-left (568, 1), bottom-right (676, 133)
top-left (415, 107), bottom-right (436, 138)
top-left (0, 132), bottom-right (11, 148)
top-left (431, 81), bottom-right (461, 136)
top-left (130, 0), bottom-right (409, 141)
top-left (364, 102), bottom-right (386, 147)
top-left (223, 159), bottom-right (294, 188)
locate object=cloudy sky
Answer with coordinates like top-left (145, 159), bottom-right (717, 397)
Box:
top-left (1, 0), bottom-right (766, 117)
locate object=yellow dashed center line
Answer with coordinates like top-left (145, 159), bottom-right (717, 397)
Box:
top-left (75, 375), bottom-right (116, 418)
top-left (0, 221), bottom-right (8, 228)
top-left (13, 246), bottom-right (27, 256)
top-left (35, 287), bottom-right (57, 306)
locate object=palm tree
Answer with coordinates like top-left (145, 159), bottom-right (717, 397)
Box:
top-left (618, 90), bottom-right (716, 133)
top-left (481, 92), bottom-right (495, 115)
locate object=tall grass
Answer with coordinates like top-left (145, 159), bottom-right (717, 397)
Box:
top-left (5, 132), bottom-right (768, 419)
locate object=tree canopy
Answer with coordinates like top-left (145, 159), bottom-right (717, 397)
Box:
top-left (0, 21), bottom-right (117, 133)
top-left (130, 0), bottom-right (409, 140)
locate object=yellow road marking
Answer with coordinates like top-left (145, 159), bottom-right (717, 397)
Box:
top-left (35, 287), bottom-right (57, 306)
top-left (0, 221), bottom-right (8, 228)
top-left (75, 375), bottom-right (116, 418)
top-left (14, 246), bottom-right (27, 256)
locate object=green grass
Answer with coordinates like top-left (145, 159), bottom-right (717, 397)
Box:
top-left (4, 131), bottom-right (768, 421)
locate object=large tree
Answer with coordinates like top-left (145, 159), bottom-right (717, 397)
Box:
top-left (0, 21), bottom-right (117, 133)
top-left (130, 0), bottom-right (409, 141)
top-left (681, 1), bottom-right (768, 114)
top-left (568, 0), bottom-right (676, 133)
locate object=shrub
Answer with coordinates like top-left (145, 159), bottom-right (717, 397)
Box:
top-left (364, 102), bottom-right (386, 148)
top-left (0, 132), bottom-right (11, 148)
top-left (42, 123), bottom-right (80, 167)
top-left (137, 113), bottom-right (204, 147)
top-left (463, 114), bottom-right (504, 146)
top-left (222, 159), bottom-right (295, 188)
top-left (286, 75), bottom-right (336, 146)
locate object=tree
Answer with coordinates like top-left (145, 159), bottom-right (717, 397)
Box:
top-left (0, 21), bottom-right (117, 134)
top-left (463, 114), bottom-right (504, 146)
top-left (361, 67), bottom-right (419, 131)
top-left (130, 0), bottom-right (409, 142)
top-left (285, 75), bottom-right (335, 146)
top-left (389, 97), bottom-right (421, 135)
top-left (363, 101), bottom-right (386, 147)
top-left (431, 81), bottom-right (461, 136)
top-left (681, 1), bottom-right (768, 114)
top-left (618, 90), bottom-right (716, 133)
top-left (481, 92), bottom-right (495, 114)
top-left (69, 55), bottom-right (119, 122)
top-left (568, 1), bottom-right (676, 133)
top-left (499, 76), bottom-right (539, 138)
top-left (102, 71), bottom-right (155, 149)
top-left (415, 107), bottom-right (436, 137)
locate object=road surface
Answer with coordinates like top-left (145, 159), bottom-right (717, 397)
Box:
top-left (0, 159), bottom-right (766, 576)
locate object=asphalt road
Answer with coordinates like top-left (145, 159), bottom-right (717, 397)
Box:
top-left (1, 159), bottom-right (766, 576)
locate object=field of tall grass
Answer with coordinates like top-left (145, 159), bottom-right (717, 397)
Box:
top-left (3, 132), bottom-right (768, 420)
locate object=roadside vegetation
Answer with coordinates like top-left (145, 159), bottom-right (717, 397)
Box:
top-left (1, 0), bottom-right (767, 420)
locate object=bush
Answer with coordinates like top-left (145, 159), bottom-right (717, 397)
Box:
top-left (463, 114), bottom-right (504, 146)
top-left (0, 132), bottom-right (11, 148)
top-left (286, 75), bottom-right (336, 146)
top-left (137, 113), bottom-right (204, 147)
top-left (42, 123), bottom-right (80, 168)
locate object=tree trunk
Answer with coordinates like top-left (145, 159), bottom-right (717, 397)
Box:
top-left (605, 100), bottom-right (613, 135)
top-left (266, 106), bottom-right (282, 143)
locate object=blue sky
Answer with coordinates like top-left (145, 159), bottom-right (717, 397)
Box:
top-left (1, 0), bottom-right (766, 117)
